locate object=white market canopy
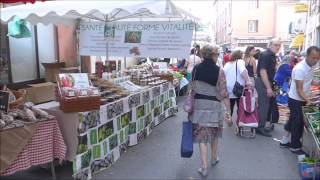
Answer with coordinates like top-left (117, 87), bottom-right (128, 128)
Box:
top-left (0, 0), bottom-right (199, 25)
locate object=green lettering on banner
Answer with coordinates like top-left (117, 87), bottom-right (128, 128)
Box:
top-left (161, 22), bottom-right (194, 31)
top-left (80, 23), bottom-right (104, 31)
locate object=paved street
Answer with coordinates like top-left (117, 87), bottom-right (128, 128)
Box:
top-left (2, 97), bottom-right (300, 180)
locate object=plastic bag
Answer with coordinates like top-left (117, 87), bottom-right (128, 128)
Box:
top-left (8, 16), bottom-right (31, 38)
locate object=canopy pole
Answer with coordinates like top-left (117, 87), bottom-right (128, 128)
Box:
top-left (194, 21), bottom-right (197, 47)
top-left (105, 15), bottom-right (109, 69)
top-left (76, 19), bottom-right (81, 72)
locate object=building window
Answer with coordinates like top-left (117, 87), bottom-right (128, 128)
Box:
top-left (248, 20), bottom-right (258, 33)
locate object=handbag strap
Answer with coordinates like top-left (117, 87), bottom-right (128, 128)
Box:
top-left (190, 65), bottom-right (198, 90)
top-left (235, 60), bottom-right (238, 81)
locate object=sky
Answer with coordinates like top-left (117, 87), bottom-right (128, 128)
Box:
top-left (172, 0), bottom-right (214, 23)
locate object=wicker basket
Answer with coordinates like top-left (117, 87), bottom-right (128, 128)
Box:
top-left (9, 89), bottom-right (27, 109)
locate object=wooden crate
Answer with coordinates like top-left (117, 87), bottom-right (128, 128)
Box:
top-left (59, 96), bottom-right (100, 113)
top-left (56, 74), bottom-right (100, 113)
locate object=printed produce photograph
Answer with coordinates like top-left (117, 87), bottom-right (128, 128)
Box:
top-left (98, 121), bottom-right (114, 142)
top-left (121, 111), bottom-right (131, 128)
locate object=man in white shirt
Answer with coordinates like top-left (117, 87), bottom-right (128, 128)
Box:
top-left (280, 46), bottom-right (320, 155)
top-left (186, 48), bottom-right (202, 81)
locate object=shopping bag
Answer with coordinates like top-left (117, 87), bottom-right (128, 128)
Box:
top-left (7, 16), bottom-right (31, 38)
top-left (181, 121), bottom-right (193, 158)
top-left (237, 88), bottom-right (259, 127)
top-left (183, 90), bottom-right (195, 113)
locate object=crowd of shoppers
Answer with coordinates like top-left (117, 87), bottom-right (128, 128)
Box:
top-left (185, 42), bottom-right (320, 177)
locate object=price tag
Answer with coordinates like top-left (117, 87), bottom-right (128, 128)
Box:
top-left (68, 91), bottom-right (76, 97)
top-left (81, 90), bottom-right (88, 96)
top-left (93, 89), bottom-right (99, 95)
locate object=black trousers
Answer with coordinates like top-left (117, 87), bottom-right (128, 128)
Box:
top-left (284, 98), bottom-right (306, 149)
top-left (267, 97), bottom-right (279, 124)
top-left (230, 98), bottom-right (240, 117)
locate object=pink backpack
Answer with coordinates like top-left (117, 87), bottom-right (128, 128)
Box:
top-left (236, 87), bottom-right (259, 128)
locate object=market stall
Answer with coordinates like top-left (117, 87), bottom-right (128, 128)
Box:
top-left (1, 2), bottom-right (197, 180)
top-left (298, 67), bottom-right (320, 179)
top-left (35, 77), bottom-right (177, 179)
top-left (0, 118), bottom-right (66, 177)
top-left (0, 92), bottom-right (66, 177)
top-left (301, 67), bottom-right (320, 158)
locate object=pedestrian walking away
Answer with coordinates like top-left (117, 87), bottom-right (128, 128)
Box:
top-left (186, 48), bottom-right (202, 81)
top-left (188, 45), bottom-right (232, 177)
top-left (244, 46), bottom-right (257, 79)
top-left (224, 50), bottom-right (252, 118)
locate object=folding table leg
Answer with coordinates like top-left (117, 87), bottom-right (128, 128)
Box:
top-left (50, 161), bottom-right (56, 180)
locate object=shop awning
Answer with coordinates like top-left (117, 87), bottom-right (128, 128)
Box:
top-left (1, 0), bottom-right (44, 3)
top-left (294, 3), bottom-right (308, 13)
top-left (290, 34), bottom-right (304, 48)
top-left (0, 0), bottom-right (199, 25)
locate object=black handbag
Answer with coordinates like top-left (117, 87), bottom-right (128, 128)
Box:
top-left (232, 60), bottom-right (244, 97)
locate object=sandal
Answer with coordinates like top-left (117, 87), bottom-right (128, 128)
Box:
top-left (198, 167), bottom-right (208, 177)
top-left (211, 157), bottom-right (219, 166)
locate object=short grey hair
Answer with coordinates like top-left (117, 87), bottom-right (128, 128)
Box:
top-left (200, 45), bottom-right (219, 60)
top-left (269, 37), bottom-right (282, 47)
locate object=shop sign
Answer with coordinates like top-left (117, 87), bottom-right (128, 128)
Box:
top-left (237, 39), bottom-right (269, 44)
top-left (58, 73), bottom-right (90, 89)
top-left (79, 21), bottom-right (194, 58)
top-left (294, 3), bottom-right (308, 13)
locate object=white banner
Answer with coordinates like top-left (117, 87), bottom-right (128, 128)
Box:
top-left (79, 21), bottom-right (194, 58)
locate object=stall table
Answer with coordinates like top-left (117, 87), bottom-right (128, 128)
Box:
top-left (302, 106), bottom-right (320, 158)
top-left (0, 118), bottom-right (66, 177)
top-left (34, 101), bottom-right (80, 161)
top-left (34, 82), bottom-right (178, 180)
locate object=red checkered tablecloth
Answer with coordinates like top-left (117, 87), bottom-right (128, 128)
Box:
top-left (1, 118), bottom-right (66, 176)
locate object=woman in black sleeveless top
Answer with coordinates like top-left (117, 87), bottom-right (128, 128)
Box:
top-left (244, 46), bottom-right (257, 78)
top-left (189, 45), bottom-right (232, 177)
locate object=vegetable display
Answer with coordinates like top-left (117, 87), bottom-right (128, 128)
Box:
top-left (303, 106), bottom-right (320, 150)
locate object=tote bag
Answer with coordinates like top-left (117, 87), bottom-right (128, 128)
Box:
top-left (181, 121), bottom-right (193, 158)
